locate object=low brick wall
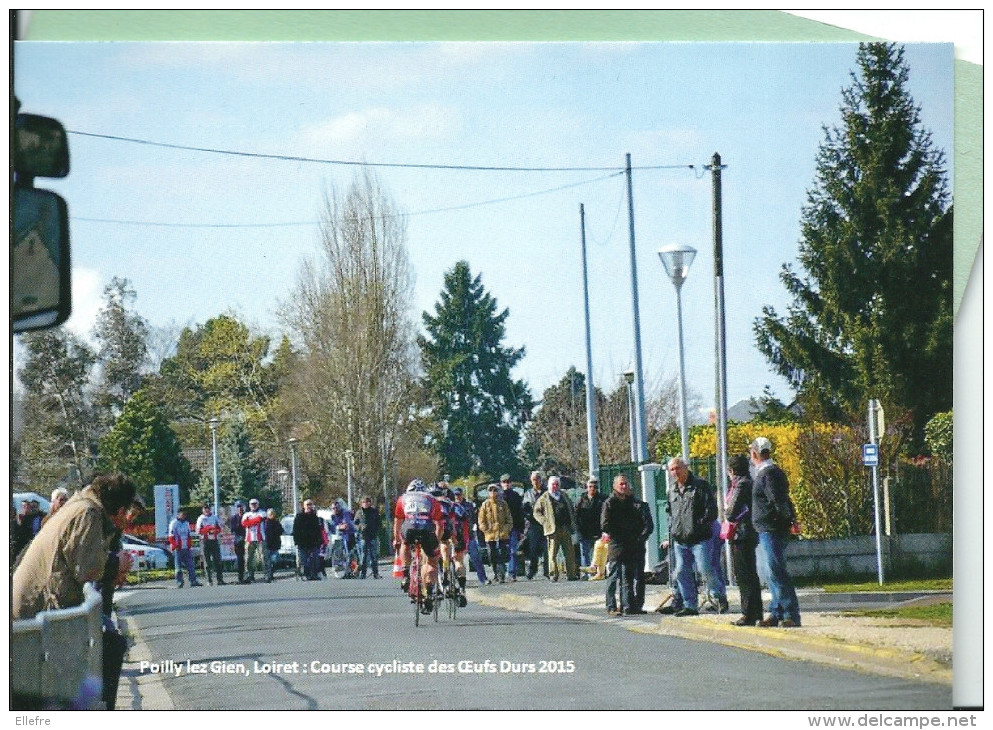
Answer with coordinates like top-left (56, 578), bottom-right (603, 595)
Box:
top-left (776, 533), bottom-right (952, 578)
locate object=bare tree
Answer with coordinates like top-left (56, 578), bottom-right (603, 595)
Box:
top-left (280, 171), bottom-right (420, 505)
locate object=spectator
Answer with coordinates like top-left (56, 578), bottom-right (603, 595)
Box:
top-left (477, 484), bottom-right (512, 584)
top-left (500, 474), bottom-right (525, 581)
top-left (168, 509), bottom-right (202, 588)
top-left (195, 504), bottom-right (226, 585)
top-left (13, 498), bottom-right (45, 560)
top-left (600, 473), bottom-right (642, 616)
top-left (522, 471), bottom-right (549, 580)
top-left (631, 494), bottom-right (654, 614)
top-left (354, 495), bottom-right (382, 579)
top-left (241, 498), bottom-right (267, 583)
top-left (13, 473), bottom-right (135, 618)
top-left (574, 476), bottom-right (606, 574)
top-left (13, 474), bottom-right (139, 711)
top-left (229, 501), bottom-right (247, 583)
top-left (41, 487), bottom-right (70, 527)
top-left (532, 475), bottom-right (579, 581)
top-left (725, 453), bottom-right (762, 627)
top-left (264, 508), bottom-right (283, 582)
top-left (452, 487), bottom-right (486, 587)
top-left (328, 500), bottom-right (356, 553)
top-left (293, 499), bottom-right (323, 580)
top-left (667, 456), bottom-right (728, 616)
top-left (750, 436), bottom-right (802, 628)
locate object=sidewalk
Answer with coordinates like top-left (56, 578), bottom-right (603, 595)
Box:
top-left (469, 577), bottom-right (952, 686)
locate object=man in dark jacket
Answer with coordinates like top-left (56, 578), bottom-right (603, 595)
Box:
top-left (354, 495), bottom-right (382, 579)
top-left (631, 496), bottom-right (654, 614)
top-left (500, 474), bottom-right (525, 581)
top-left (666, 457), bottom-right (728, 616)
top-left (574, 477), bottom-right (606, 574)
top-left (228, 501), bottom-right (247, 583)
top-left (750, 436), bottom-right (802, 627)
top-left (600, 473), bottom-right (641, 616)
top-left (293, 499), bottom-right (323, 580)
top-left (521, 472), bottom-right (549, 580)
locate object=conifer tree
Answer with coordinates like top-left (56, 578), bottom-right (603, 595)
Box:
top-left (754, 43), bottom-right (952, 448)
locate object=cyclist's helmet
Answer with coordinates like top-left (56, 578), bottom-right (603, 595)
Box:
top-left (406, 478), bottom-right (428, 493)
top-left (430, 485), bottom-right (445, 498)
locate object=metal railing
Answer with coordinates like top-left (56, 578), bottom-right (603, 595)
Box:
top-left (11, 582), bottom-right (104, 708)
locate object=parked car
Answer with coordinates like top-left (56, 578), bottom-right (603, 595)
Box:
top-left (121, 533), bottom-right (172, 570)
top-left (12, 491), bottom-right (52, 514)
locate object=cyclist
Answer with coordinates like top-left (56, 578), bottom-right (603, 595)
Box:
top-left (431, 485), bottom-right (456, 590)
top-left (449, 487), bottom-right (474, 606)
top-left (393, 479), bottom-right (444, 614)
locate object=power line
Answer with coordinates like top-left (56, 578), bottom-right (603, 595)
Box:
top-left (72, 172), bottom-right (625, 229)
top-left (66, 129), bottom-right (698, 173)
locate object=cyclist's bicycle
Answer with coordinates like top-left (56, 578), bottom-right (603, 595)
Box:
top-left (328, 533), bottom-right (351, 579)
top-left (407, 538), bottom-right (440, 626)
top-left (442, 557), bottom-right (461, 620)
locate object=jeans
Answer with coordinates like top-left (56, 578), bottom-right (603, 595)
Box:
top-left (506, 529), bottom-right (520, 577)
top-left (525, 524), bottom-right (547, 577)
top-left (175, 548), bottom-right (197, 585)
top-left (298, 546), bottom-right (321, 579)
top-left (360, 537), bottom-right (379, 577)
top-left (467, 537), bottom-right (487, 583)
top-left (757, 531), bottom-right (800, 622)
top-left (605, 551), bottom-right (638, 612)
top-left (578, 537), bottom-right (596, 568)
top-left (673, 538), bottom-right (727, 610)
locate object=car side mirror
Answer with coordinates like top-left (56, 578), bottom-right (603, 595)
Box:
top-left (12, 187), bottom-right (71, 332)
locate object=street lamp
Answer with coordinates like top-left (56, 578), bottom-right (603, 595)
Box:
top-left (276, 468), bottom-right (289, 514)
top-left (209, 418), bottom-right (220, 514)
top-left (287, 438), bottom-right (299, 513)
top-left (658, 244), bottom-right (697, 462)
top-left (623, 369), bottom-right (637, 463)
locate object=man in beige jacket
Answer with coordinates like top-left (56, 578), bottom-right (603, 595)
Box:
top-left (477, 484), bottom-right (512, 583)
top-left (13, 472), bottom-right (137, 620)
top-left (533, 475), bottom-right (579, 581)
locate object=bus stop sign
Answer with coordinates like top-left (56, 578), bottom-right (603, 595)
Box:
top-left (862, 443), bottom-right (879, 467)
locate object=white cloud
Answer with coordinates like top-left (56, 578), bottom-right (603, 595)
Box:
top-left (64, 267), bottom-right (104, 344)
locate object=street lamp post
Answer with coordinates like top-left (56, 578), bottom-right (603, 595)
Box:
top-left (288, 438), bottom-right (299, 513)
top-left (658, 244), bottom-right (697, 462)
top-left (276, 468), bottom-right (289, 514)
top-left (209, 418), bottom-right (220, 514)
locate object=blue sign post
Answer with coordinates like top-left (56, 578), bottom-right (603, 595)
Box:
top-left (862, 443), bottom-right (879, 467)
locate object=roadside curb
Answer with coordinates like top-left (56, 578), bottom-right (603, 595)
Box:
top-left (116, 611), bottom-right (175, 710)
top-left (471, 591), bottom-right (952, 686)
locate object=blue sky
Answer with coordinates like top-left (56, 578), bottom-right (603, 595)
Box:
top-left (12, 40), bottom-right (954, 414)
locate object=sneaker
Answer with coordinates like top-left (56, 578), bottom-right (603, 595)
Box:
top-left (674, 607), bottom-right (699, 617)
top-left (607, 608), bottom-right (623, 616)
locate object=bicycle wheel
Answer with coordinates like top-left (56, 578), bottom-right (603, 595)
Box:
top-left (411, 552), bottom-right (422, 627)
top-left (330, 542), bottom-right (348, 578)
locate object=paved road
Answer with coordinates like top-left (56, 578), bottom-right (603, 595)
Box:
top-left (115, 576), bottom-right (951, 710)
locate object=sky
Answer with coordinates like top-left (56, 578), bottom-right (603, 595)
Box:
top-left (11, 36), bottom-right (955, 418)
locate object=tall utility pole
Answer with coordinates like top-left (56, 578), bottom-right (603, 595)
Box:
top-left (624, 153), bottom-right (649, 464)
top-left (710, 152), bottom-right (732, 582)
top-left (579, 204), bottom-right (599, 478)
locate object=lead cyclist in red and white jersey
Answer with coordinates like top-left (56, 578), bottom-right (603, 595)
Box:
top-left (393, 479), bottom-right (444, 613)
